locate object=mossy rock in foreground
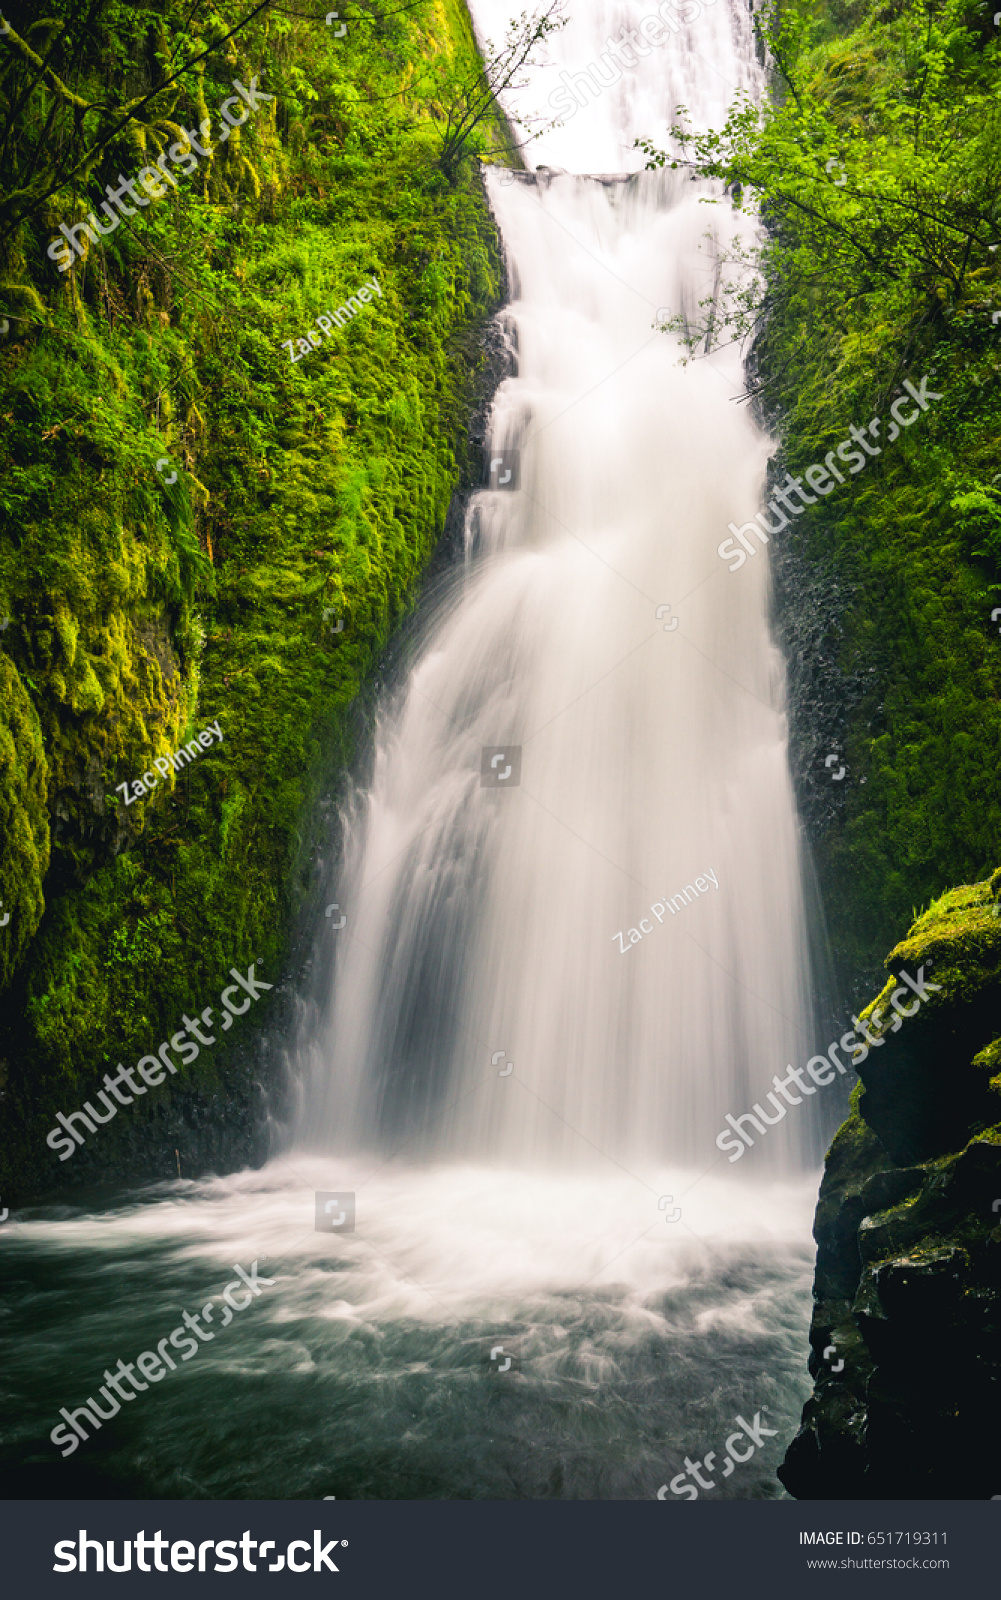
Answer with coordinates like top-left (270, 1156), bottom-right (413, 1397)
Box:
top-left (779, 874), bottom-right (1001, 1498)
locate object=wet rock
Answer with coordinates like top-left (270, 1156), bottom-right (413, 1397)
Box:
top-left (779, 884), bottom-right (1001, 1498)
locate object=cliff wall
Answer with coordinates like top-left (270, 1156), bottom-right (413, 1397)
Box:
top-left (0, 0), bottom-right (510, 1198)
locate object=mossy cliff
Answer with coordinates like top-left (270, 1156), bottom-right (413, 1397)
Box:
top-left (0, 0), bottom-right (511, 1198)
top-left (756, 0), bottom-right (1001, 997)
top-left (779, 880), bottom-right (1001, 1497)
top-left (755, 0), bottom-right (1001, 1498)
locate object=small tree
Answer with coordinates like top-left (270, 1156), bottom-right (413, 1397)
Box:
top-left (425, 2), bottom-right (566, 183)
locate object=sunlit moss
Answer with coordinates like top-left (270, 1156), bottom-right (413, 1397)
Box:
top-left (0, 0), bottom-right (507, 1186)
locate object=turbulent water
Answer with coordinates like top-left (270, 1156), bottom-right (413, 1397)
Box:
top-left (2, 1), bottom-right (827, 1501)
top-left (2, 1165), bottom-right (816, 1499)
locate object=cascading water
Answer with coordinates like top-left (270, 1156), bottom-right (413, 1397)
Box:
top-left (295, 0), bottom-right (816, 1171)
top-left (1, 1), bottom-right (827, 1503)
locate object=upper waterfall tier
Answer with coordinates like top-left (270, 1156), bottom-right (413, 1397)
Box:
top-left (469, 0), bottom-right (761, 174)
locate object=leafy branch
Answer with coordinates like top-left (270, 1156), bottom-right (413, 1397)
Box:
top-left (0, 0), bottom-right (274, 255)
top-left (635, 0), bottom-right (1001, 387)
top-left (421, 0), bottom-right (566, 181)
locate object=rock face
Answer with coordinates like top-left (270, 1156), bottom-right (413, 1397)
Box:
top-left (779, 872), bottom-right (1001, 1498)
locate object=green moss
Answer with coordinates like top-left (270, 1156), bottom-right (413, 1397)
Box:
top-left (824, 1103), bottom-right (884, 1187)
top-left (0, 652), bottom-right (50, 987)
top-left (853, 871), bottom-right (1001, 1134)
top-left (0, 1), bottom-right (507, 1187)
top-left (885, 875), bottom-right (1001, 1011)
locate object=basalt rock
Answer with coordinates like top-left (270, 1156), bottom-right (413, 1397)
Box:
top-left (779, 871), bottom-right (1001, 1498)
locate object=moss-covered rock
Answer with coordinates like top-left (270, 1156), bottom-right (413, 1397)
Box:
top-left (780, 885), bottom-right (1001, 1498)
top-left (0, 0), bottom-right (512, 1197)
top-left (0, 650), bottom-right (50, 987)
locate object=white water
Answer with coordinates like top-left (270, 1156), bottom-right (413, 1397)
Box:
top-left (294, 0), bottom-right (815, 1171)
top-left (471, 0), bottom-right (760, 174)
top-left (4, 1163), bottom-right (816, 1499)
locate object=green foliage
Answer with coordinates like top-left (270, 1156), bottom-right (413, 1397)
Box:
top-left (0, 650), bottom-right (49, 988)
top-left (0, 0), bottom-right (505, 1182)
top-left (641, 0), bottom-right (1001, 368)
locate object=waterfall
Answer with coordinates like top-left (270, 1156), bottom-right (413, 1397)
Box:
top-left (294, 0), bottom-right (816, 1171)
